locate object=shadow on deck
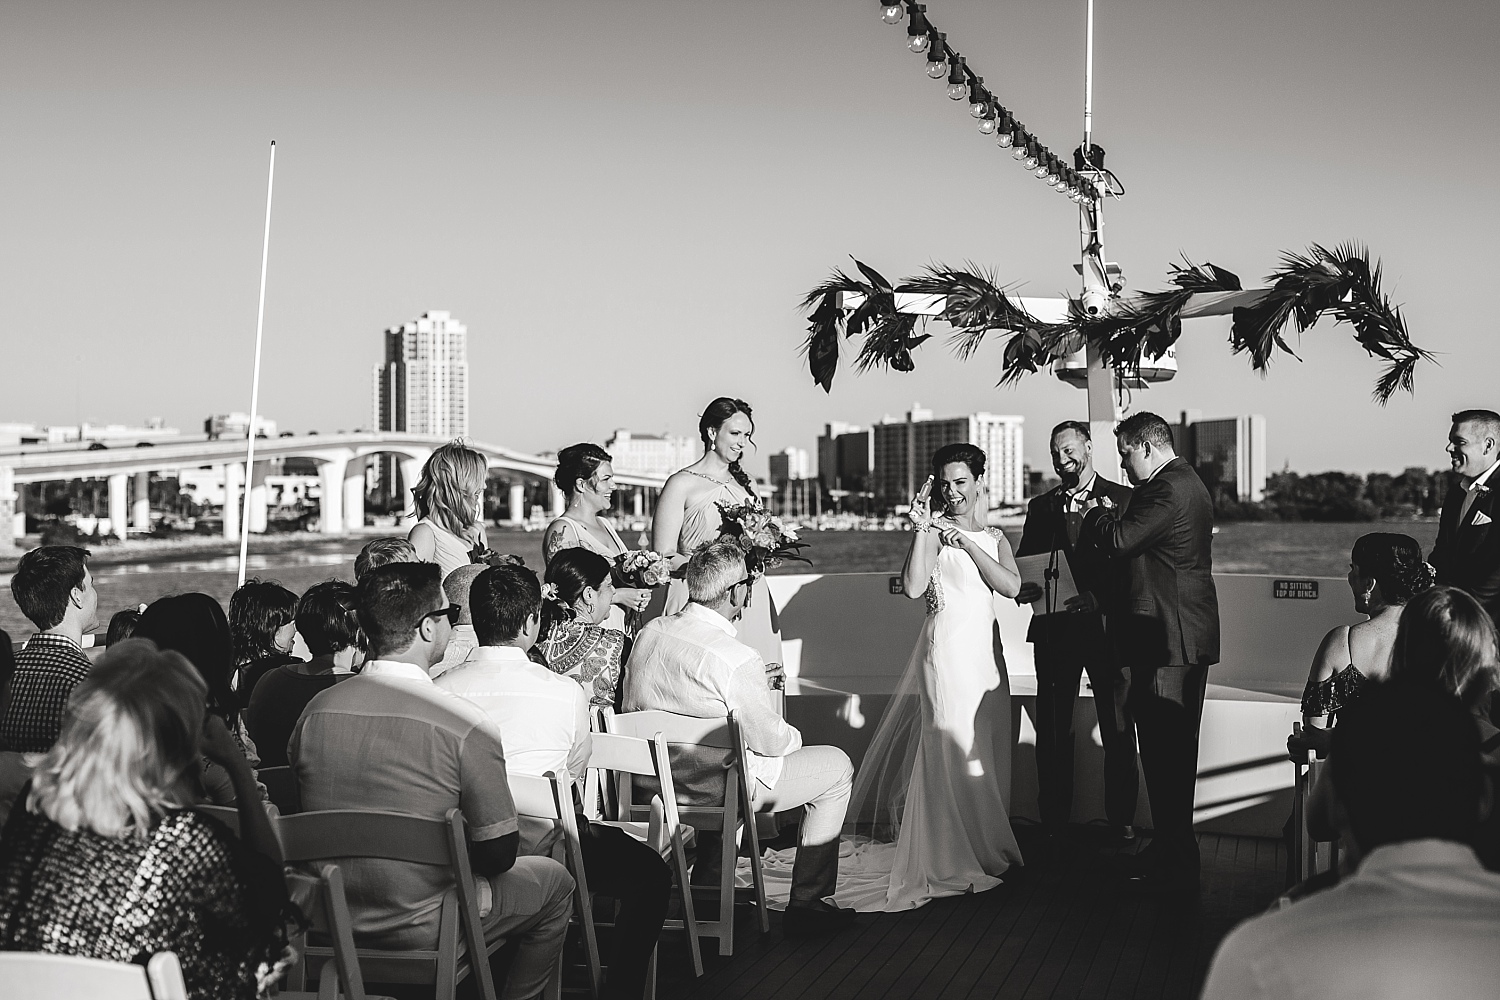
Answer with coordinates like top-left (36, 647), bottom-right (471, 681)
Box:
top-left (656, 827), bottom-right (1284, 1000)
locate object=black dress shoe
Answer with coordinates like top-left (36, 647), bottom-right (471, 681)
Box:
top-left (782, 900), bottom-right (857, 938)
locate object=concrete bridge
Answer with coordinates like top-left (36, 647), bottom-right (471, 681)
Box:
top-left (0, 432), bottom-right (667, 545)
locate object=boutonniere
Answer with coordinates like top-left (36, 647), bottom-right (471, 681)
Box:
top-left (1475, 483), bottom-right (1491, 496)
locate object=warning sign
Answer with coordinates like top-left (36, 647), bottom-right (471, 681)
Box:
top-left (1273, 580), bottom-right (1320, 600)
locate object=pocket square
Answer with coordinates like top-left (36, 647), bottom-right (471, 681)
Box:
top-left (1473, 511), bottom-right (1493, 526)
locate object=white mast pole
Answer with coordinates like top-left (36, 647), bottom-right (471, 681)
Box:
top-left (1083, 0), bottom-right (1095, 152)
top-left (237, 140), bottom-right (276, 588)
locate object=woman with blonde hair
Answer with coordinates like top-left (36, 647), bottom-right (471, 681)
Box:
top-left (409, 440), bottom-right (490, 577)
top-left (0, 639), bottom-right (292, 999)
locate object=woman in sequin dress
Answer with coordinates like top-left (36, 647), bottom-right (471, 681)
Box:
top-left (841, 443), bottom-right (1024, 911)
top-left (0, 639), bottom-right (292, 999)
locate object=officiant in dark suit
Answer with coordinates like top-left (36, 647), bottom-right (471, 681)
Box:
top-left (1015, 421), bottom-right (1138, 842)
top-left (1431, 409), bottom-right (1500, 623)
top-left (1080, 411), bottom-right (1219, 887)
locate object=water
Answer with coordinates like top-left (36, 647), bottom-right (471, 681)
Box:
top-left (0, 520), bottom-right (1440, 640)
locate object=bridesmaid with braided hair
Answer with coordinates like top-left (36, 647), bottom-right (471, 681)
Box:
top-left (648, 396), bottom-right (784, 669)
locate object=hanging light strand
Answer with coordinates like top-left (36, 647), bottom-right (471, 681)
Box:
top-left (881, 0), bottom-right (1099, 203)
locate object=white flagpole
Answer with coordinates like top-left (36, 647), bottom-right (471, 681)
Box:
top-left (237, 140), bottom-right (276, 588)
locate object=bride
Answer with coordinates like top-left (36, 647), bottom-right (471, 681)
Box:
top-left (846, 442), bottom-right (1025, 910)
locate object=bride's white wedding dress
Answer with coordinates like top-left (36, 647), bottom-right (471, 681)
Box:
top-left (754, 527), bottom-right (1023, 911)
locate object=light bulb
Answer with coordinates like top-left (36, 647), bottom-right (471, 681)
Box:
top-left (996, 132), bottom-right (1014, 148)
top-left (1024, 154), bottom-right (1040, 169)
top-left (978, 117), bottom-right (997, 135)
top-left (946, 82), bottom-right (967, 100)
top-left (1012, 145), bottom-right (1028, 160)
top-left (1035, 165), bottom-right (1050, 178)
top-left (907, 33), bottom-right (929, 53)
top-left (881, 4), bottom-right (905, 24)
top-left (925, 58), bottom-right (946, 78)
top-left (968, 100), bottom-right (986, 119)
top-left (1046, 170), bottom-right (1060, 183)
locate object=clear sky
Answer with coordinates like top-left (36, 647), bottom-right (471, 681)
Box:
top-left (2, 0), bottom-right (1496, 477)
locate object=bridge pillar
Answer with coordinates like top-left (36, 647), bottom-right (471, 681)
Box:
top-left (632, 487), bottom-right (644, 518)
top-left (0, 466), bottom-right (16, 552)
top-left (108, 473), bottom-right (128, 539)
top-left (549, 484), bottom-right (565, 518)
top-left (247, 462), bottom-right (269, 534)
top-left (318, 456), bottom-right (347, 535)
top-left (221, 463), bottom-right (243, 540)
top-left (131, 472), bottom-right (150, 530)
top-left (343, 458), bottom-right (366, 532)
top-left (398, 452), bottom-right (428, 524)
top-left (508, 483), bottom-right (525, 524)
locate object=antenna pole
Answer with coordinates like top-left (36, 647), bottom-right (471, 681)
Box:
top-left (237, 140), bottom-right (276, 588)
top-left (1083, 0), bottom-right (1095, 150)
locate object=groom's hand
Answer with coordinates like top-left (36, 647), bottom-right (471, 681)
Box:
top-left (1063, 591), bottom-right (1099, 614)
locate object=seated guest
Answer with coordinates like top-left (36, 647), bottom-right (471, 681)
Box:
top-left (245, 580), bottom-right (361, 768)
top-left (1202, 681), bottom-right (1500, 999)
top-left (0, 546), bottom-right (98, 752)
top-left (290, 562), bottom-right (573, 1000)
top-left (135, 594), bottom-right (265, 806)
top-left (0, 639), bottom-right (293, 1000)
top-left (1289, 533), bottom-right (1433, 758)
top-left (439, 564), bottom-right (669, 1000)
top-left (105, 605), bottom-right (144, 646)
top-left (229, 578), bottom-right (302, 706)
top-left (431, 563), bottom-right (486, 678)
top-left (536, 548), bottom-right (626, 709)
top-left (354, 535), bottom-right (417, 583)
top-left (625, 539), bottom-right (856, 937)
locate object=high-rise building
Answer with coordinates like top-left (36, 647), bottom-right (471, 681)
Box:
top-left (205, 413), bottom-right (275, 440)
top-left (1174, 411), bottom-right (1267, 502)
top-left (372, 310), bottom-right (469, 502)
top-left (603, 430), bottom-right (700, 478)
top-left (817, 422), bottom-right (873, 497)
top-left (870, 406), bottom-right (1024, 510)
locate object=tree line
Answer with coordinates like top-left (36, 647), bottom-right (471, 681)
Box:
top-left (1203, 465), bottom-right (1459, 522)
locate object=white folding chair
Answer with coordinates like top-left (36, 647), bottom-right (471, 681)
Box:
top-left (585, 730), bottom-right (704, 985)
top-left (507, 769), bottom-right (602, 1000)
top-left (0, 951), bottom-right (188, 1000)
top-left (606, 710), bottom-right (769, 956)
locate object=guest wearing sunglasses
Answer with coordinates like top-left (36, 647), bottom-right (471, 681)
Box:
top-left (290, 561), bottom-right (575, 998)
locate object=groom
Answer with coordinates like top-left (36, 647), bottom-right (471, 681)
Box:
top-left (1430, 409), bottom-right (1500, 623)
top-left (1080, 412), bottom-right (1219, 887)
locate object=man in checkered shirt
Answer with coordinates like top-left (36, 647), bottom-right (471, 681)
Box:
top-left (1, 546), bottom-right (98, 751)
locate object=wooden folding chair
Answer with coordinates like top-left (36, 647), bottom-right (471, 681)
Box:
top-left (1290, 751), bottom-right (1340, 883)
top-left (0, 951), bottom-right (188, 1000)
top-left (606, 710), bottom-right (769, 956)
top-left (276, 809), bottom-right (502, 1000)
top-left (507, 769), bottom-right (602, 1000)
top-left (279, 863), bottom-right (392, 1000)
top-left (585, 730), bottom-right (704, 988)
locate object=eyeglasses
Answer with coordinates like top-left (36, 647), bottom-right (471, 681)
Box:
top-left (422, 604), bottom-right (461, 627)
top-left (733, 576), bottom-right (754, 607)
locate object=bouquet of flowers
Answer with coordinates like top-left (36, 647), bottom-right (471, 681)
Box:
top-left (715, 502), bottom-right (811, 575)
top-left (615, 548), bottom-right (672, 588)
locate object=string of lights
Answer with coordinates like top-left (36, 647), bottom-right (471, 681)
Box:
top-left (877, 1), bottom-right (1101, 205)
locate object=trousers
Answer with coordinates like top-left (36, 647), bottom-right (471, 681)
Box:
top-left (1032, 615), bottom-right (1138, 828)
top-left (577, 820), bottom-right (672, 1000)
top-left (1124, 660), bottom-right (1209, 849)
top-left (480, 856), bottom-right (575, 1000)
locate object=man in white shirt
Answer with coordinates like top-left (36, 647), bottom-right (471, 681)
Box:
top-left (1201, 680), bottom-right (1500, 1000)
top-left (625, 539), bottom-right (856, 937)
top-left (439, 564), bottom-right (670, 1000)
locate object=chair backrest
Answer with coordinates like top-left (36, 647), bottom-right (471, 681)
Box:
top-left (256, 765), bottom-right (301, 814)
top-left (195, 804), bottom-right (242, 835)
top-left (286, 863), bottom-right (369, 1000)
top-left (608, 710), bottom-right (747, 810)
top-left (506, 771), bottom-right (566, 822)
top-left (277, 809), bottom-right (454, 866)
top-left (608, 710), bottom-right (733, 749)
top-left (0, 951), bottom-right (188, 1000)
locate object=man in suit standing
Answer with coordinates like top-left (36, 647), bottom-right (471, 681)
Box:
top-left (1430, 409), bottom-right (1500, 624)
top-left (1081, 411), bottom-right (1219, 886)
top-left (1016, 421), bottom-right (1138, 843)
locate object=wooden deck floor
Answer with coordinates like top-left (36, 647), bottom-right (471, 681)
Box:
top-left (654, 827), bottom-right (1285, 1000)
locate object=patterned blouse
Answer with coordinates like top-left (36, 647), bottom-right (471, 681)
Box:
top-left (1300, 663), bottom-right (1366, 721)
top-left (537, 619), bottom-right (626, 709)
top-left (0, 801), bottom-right (292, 999)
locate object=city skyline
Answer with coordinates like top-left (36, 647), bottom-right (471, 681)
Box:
top-left (2, 1), bottom-right (1495, 479)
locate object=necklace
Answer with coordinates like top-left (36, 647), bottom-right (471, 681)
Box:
top-left (685, 468), bottom-right (732, 486)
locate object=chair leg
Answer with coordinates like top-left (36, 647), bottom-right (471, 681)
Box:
top-left (718, 820), bottom-right (738, 956)
top-left (668, 831), bottom-right (703, 977)
top-left (645, 946), bottom-right (657, 1000)
top-left (740, 810), bottom-right (770, 935)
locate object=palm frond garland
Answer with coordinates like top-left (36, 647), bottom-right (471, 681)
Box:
top-left (1229, 243), bottom-right (1430, 402)
top-left (801, 246), bottom-right (1428, 402)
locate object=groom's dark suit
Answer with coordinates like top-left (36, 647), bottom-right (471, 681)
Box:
top-left (1430, 466), bottom-right (1500, 624)
top-left (1082, 456), bottom-right (1219, 859)
top-left (1016, 473), bottom-right (1138, 828)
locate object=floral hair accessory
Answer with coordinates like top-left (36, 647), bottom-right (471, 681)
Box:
top-left (540, 583), bottom-right (560, 601)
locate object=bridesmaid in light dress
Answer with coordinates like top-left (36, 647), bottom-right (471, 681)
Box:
top-left (543, 443), bottom-right (653, 633)
top-left (649, 397), bottom-right (783, 668)
top-left (408, 441), bottom-right (490, 578)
